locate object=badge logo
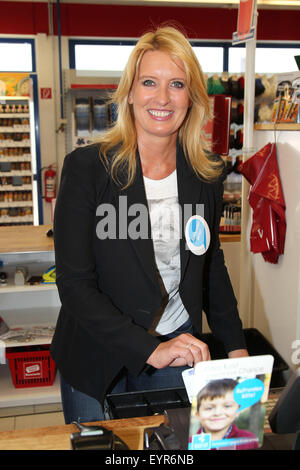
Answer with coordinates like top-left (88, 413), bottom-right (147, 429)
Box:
top-left (185, 215), bottom-right (210, 256)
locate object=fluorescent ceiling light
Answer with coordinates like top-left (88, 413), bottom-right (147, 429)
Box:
top-left (142, 0), bottom-right (300, 5)
top-left (105, 0), bottom-right (300, 6)
top-left (37, 0), bottom-right (300, 6)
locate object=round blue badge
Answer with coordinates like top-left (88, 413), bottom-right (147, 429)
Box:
top-left (185, 215), bottom-right (210, 256)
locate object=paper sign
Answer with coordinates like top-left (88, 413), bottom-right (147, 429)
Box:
top-left (232, 0), bottom-right (256, 44)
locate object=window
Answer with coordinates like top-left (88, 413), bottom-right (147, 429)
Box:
top-left (192, 46), bottom-right (224, 73)
top-left (229, 45), bottom-right (300, 74)
top-left (70, 40), bottom-right (300, 75)
top-left (70, 40), bottom-right (225, 73)
top-left (0, 41), bottom-right (34, 72)
top-left (228, 47), bottom-right (246, 74)
top-left (255, 47), bottom-right (300, 73)
top-left (74, 44), bottom-right (135, 72)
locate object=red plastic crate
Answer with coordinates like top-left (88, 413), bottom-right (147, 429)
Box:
top-left (6, 345), bottom-right (56, 389)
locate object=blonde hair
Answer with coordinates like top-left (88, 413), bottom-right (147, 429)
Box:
top-left (98, 25), bottom-right (223, 188)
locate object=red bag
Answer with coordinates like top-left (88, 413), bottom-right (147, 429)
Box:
top-left (239, 143), bottom-right (286, 263)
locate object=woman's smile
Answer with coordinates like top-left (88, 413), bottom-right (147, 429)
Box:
top-left (148, 109), bottom-right (174, 120)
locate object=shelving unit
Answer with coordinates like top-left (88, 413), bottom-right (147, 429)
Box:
top-left (0, 366), bottom-right (60, 408)
top-left (0, 95), bottom-right (38, 227)
top-left (0, 224), bottom-right (61, 409)
top-left (63, 69), bottom-right (120, 153)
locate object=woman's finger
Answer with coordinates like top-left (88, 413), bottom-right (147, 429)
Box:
top-left (183, 341), bottom-right (211, 366)
top-left (146, 333), bottom-right (211, 369)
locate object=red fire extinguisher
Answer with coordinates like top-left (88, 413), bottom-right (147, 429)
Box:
top-left (44, 165), bottom-right (56, 203)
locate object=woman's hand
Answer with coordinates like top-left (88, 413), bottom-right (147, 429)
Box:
top-left (228, 349), bottom-right (249, 358)
top-left (146, 333), bottom-right (210, 369)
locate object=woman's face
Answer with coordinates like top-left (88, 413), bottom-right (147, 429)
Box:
top-left (128, 49), bottom-right (190, 142)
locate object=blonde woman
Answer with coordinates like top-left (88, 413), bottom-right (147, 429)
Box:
top-left (51, 25), bottom-right (248, 424)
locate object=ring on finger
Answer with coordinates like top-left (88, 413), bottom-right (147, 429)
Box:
top-left (184, 343), bottom-right (193, 349)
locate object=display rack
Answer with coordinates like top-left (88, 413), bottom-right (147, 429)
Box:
top-left (206, 72), bottom-right (279, 236)
top-left (0, 96), bottom-right (38, 226)
top-left (63, 69), bottom-right (120, 154)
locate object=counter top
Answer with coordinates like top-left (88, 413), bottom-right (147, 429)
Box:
top-left (0, 224), bottom-right (240, 254)
top-left (0, 415), bottom-right (164, 450)
top-left (0, 224), bottom-right (53, 254)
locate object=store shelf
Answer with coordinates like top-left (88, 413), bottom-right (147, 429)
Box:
top-left (0, 96), bottom-right (29, 101)
top-left (0, 366), bottom-right (60, 408)
top-left (0, 201), bottom-right (33, 209)
top-left (1, 331), bottom-right (54, 349)
top-left (255, 123), bottom-right (300, 131)
top-left (0, 200), bottom-right (33, 207)
top-left (0, 171), bottom-right (32, 177)
top-left (0, 307), bottom-right (58, 342)
top-left (0, 185), bottom-right (32, 192)
top-left (0, 280), bottom-right (56, 293)
top-left (0, 215), bottom-right (33, 224)
top-left (0, 113), bottom-right (29, 118)
top-left (0, 156), bottom-right (31, 162)
top-left (0, 141), bottom-right (30, 148)
top-left (220, 233), bottom-right (241, 243)
top-left (0, 126), bottom-right (30, 132)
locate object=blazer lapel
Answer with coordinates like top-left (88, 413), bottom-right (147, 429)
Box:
top-left (176, 141), bottom-right (203, 281)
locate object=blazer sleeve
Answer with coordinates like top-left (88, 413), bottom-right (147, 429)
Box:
top-left (54, 146), bottom-right (160, 375)
top-left (202, 174), bottom-right (247, 354)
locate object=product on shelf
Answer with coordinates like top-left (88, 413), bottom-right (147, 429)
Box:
top-left (0, 98), bottom-right (34, 226)
top-left (272, 73), bottom-right (300, 124)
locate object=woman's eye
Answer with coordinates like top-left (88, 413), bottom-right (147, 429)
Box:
top-left (142, 79), bottom-right (155, 87)
top-left (171, 81), bottom-right (185, 88)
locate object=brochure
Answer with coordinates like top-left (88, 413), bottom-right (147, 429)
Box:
top-left (183, 355), bottom-right (274, 450)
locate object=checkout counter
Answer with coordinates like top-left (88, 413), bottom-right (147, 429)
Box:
top-left (0, 226), bottom-right (299, 451)
top-left (0, 415), bottom-right (164, 450)
top-left (0, 397), bottom-right (298, 451)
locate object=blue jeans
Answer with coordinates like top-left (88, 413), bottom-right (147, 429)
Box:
top-left (60, 318), bottom-right (193, 424)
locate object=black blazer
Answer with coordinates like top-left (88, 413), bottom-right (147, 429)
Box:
top-left (50, 141), bottom-right (246, 403)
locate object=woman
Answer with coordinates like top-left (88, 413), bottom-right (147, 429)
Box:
top-left (51, 25), bottom-right (248, 424)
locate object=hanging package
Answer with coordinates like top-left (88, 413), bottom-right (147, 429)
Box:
top-left (238, 142), bottom-right (286, 264)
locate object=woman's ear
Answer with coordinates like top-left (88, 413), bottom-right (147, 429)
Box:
top-left (128, 88), bottom-right (133, 105)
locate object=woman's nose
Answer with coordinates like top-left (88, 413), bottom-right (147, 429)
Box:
top-left (155, 85), bottom-right (170, 105)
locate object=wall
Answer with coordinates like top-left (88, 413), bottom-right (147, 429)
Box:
top-left (251, 130), bottom-right (300, 368)
top-left (2, 2), bottom-right (300, 40)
